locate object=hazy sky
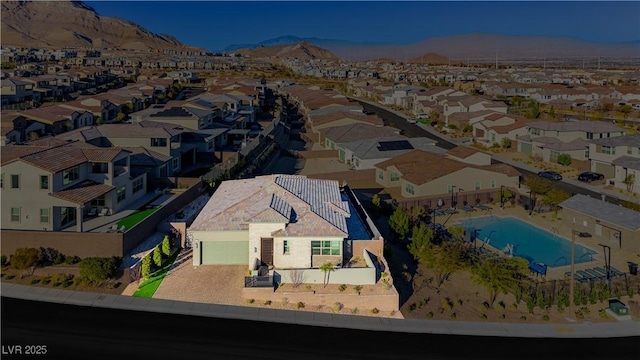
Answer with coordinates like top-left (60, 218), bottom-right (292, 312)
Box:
top-left (86, 1), bottom-right (640, 51)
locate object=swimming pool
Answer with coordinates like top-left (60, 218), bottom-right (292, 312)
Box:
top-left (341, 191), bottom-right (373, 240)
top-left (461, 216), bottom-right (596, 267)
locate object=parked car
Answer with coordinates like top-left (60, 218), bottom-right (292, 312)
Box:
top-left (406, 117), bottom-right (417, 124)
top-left (578, 171), bottom-right (605, 182)
top-left (538, 171), bottom-right (562, 180)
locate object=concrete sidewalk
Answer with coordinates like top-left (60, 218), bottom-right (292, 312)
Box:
top-left (2, 282), bottom-right (638, 338)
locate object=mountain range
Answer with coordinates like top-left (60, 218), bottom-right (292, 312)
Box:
top-left (227, 34), bottom-right (640, 62)
top-left (2, 1), bottom-right (638, 63)
top-left (1, 0), bottom-right (197, 51)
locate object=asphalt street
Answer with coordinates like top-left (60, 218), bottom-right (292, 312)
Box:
top-left (1, 297), bottom-right (638, 360)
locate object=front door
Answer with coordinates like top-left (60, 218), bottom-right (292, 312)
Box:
top-left (261, 237), bottom-right (274, 267)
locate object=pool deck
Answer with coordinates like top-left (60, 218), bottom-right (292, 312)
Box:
top-left (446, 205), bottom-right (637, 281)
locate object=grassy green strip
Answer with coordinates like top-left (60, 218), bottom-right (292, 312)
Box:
top-left (132, 250), bottom-right (180, 298)
top-left (116, 206), bottom-right (160, 230)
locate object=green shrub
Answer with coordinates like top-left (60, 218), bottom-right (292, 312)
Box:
top-left (589, 288), bottom-right (598, 304)
top-left (450, 312), bottom-right (457, 319)
top-left (78, 257), bottom-right (122, 282)
top-left (64, 255), bottom-right (81, 265)
top-left (499, 314), bottom-right (506, 319)
top-left (297, 302), bottom-right (305, 309)
top-left (351, 308), bottom-right (358, 314)
top-left (50, 273), bottom-right (69, 286)
top-left (152, 246), bottom-right (163, 267)
top-left (599, 309), bottom-right (609, 319)
top-left (494, 300), bottom-right (506, 311)
top-left (1, 255), bottom-right (7, 267)
top-left (478, 302), bottom-right (490, 312)
top-left (520, 315), bottom-right (527, 321)
top-left (247, 298), bottom-right (255, 304)
top-left (338, 284), bottom-right (347, 292)
top-left (141, 256), bottom-right (151, 279)
top-left (408, 303), bottom-right (416, 311)
top-left (6, 275), bottom-right (15, 280)
top-left (371, 308), bottom-right (379, 314)
top-left (480, 313), bottom-right (488, 319)
top-left (264, 300), bottom-right (272, 306)
top-left (353, 285), bottom-right (363, 294)
top-left (509, 303), bottom-right (518, 312)
top-left (426, 311), bottom-right (433, 319)
top-left (542, 314), bottom-right (550, 322)
top-left (333, 302), bottom-right (343, 312)
top-left (30, 278), bottom-right (40, 285)
top-left (526, 295), bottom-right (536, 314)
top-left (442, 298), bottom-right (453, 311)
top-left (162, 236), bottom-right (171, 257)
top-left (53, 254), bottom-right (66, 265)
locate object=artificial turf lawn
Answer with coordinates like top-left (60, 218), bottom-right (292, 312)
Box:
top-left (116, 206), bottom-right (160, 230)
top-left (132, 250), bottom-right (180, 298)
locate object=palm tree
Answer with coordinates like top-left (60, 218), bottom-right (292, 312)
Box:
top-left (319, 261), bottom-right (335, 288)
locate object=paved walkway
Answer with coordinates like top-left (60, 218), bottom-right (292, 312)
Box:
top-left (2, 282), bottom-right (637, 338)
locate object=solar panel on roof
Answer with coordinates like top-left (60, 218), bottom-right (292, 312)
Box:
top-left (377, 140), bottom-right (414, 151)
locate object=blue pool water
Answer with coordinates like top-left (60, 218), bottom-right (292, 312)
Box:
top-left (461, 216), bottom-right (596, 267)
top-left (341, 192), bottom-right (373, 240)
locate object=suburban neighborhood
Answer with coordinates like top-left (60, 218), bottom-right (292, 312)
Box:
top-left (1, 2), bottom-right (639, 356)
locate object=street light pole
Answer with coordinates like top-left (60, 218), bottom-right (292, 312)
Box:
top-left (451, 185), bottom-right (457, 208)
top-left (570, 229), bottom-right (578, 318)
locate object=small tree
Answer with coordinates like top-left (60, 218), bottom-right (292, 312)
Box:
top-left (623, 174), bottom-right (635, 193)
top-left (471, 256), bottom-right (528, 306)
top-left (10, 247), bottom-right (41, 277)
top-left (152, 246), bottom-right (163, 268)
top-left (319, 261), bottom-right (335, 288)
top-left (411, 205), bottom-right (426, 226)
top-left (371, 194), bottom-right (381, 208)
top-left (501, 137), bottom-right (511, 149)
top-left (557, 153), bottom-right (572, 166)
top-left (162, 235), bottom-right (171, 257)
top-left (116, 112), bottom-right (126, 122)
top-left (388, 206), bottom-right (410, 240)
top-left (543, 188), bottom-right (571, 216)
top-left (141, 256), bottom-right (152, 279)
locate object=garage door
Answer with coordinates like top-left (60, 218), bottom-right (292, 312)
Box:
top-left (594, 162), bottom-right (615, 179)
top-left (201, 241), bottom-right (248, 265)
top-left (520, 142), bottom-right (532, 155)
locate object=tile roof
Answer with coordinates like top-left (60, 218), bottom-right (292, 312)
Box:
top-left (528, 120), bottom-right (623, 133)
top-left (49, 180), bottom-right (114, 205)
top-left (123, 146), bottom-right (172, 166)
top-left (589, 134), bottom-right (640, 147)
top-left (190, 175), bottom-right (349, 237)
top-left (559, 194), bottom-right (640, 231)
top-left (374, 149), bottom-right (520, 185)
top-left (445, 146), bottom-right (480, 159)
top-left (611, 156), bottom-right (640, 171)
top-left (321, 123), bottom-right (399, 143)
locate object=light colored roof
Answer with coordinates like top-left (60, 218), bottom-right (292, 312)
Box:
top-left (341, 137), bottom-right (443, 160)
top-left (590, 134), bottom-right (640, 147)
top-left (322, 123), bottom-right (399, 143)
top-left (559, 194), bottom-right (640, 231)
top-left (528, 120), bottom-right (623, 133)
top-left (611, 156), bottom-right (640, 171)
top-left (190, 175), bottom-right (350, 237)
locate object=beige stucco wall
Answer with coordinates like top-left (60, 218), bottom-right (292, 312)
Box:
top-left (561, 208), bottom-right (639, 251)
top-left (403, 167), bottom-right (519, 198)
top-left (248, 222), bottom-right (286, 268)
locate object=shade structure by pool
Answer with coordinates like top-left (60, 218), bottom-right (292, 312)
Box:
top-left (461, 216), bottom-right (597, 268)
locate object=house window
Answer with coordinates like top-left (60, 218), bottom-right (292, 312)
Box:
top-left (628, 146), bottom-right (633, 155)
top-left (91, 162), bottom-right (108, 173)
top-left (405, 183), bottom-right (415, 195)
top-left (550, 150), bottom-right (559, 160)
top-left (390, 173), bottom-right (400, 182)
top-left (377, 170), bottom-right (384, 180)
top-left (150, 138), bottom-right (167, 147)
top-left (601, 146), bottom-right (615, 155)
top-left (91, 195), bottom-right (105, 206)
top-left (159, 164), bottom-right (168, 177)
top-left (133, 178), bottom-right (143, 193)
top-left (11, 174), bottom-right (20, 189)
top-left (40, 175), bottom-right (49, 190)
top-left (530, 128), bottom-right (540, 136)
top-left (10, 207), bottom-right (20, 222)
top-left (283, 240), bottom-right (290, 255)
top-left (491, 180), bottom-right (496, 188)
top-left (475, 181), bottom-right (481, 190)
top-left (447, 184), bottom-right (453, 193)
top-left (60, 207), bottom-right (76, 226)
top-left (207, 141), bottom-right (213, 150)
top-left (172, 158), bottom-right (179, 170)
top-left (40, 208), bottom-right (49, 223)
top-left (311, 240), bottom-right (340, 256)
top-left (117, 186), bottom-right (126, 202)
top-left (63, 166), bottom-right (79, 185)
